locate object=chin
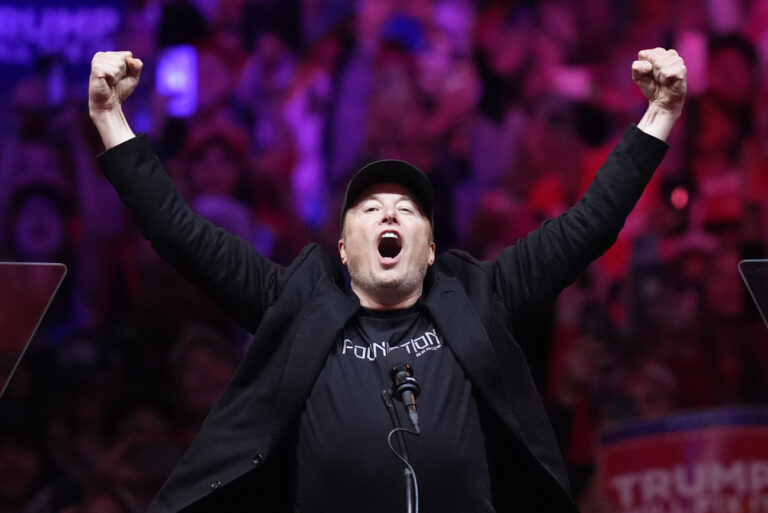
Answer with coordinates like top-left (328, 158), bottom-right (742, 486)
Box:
top-left (376, 278), bottom-right (405, 289)
top-left (349, 262), bottom-right (426, 296)
top-left (376, 269), bottom-right (425, 293)
top-left (368, 270), bottom-right (403, 288)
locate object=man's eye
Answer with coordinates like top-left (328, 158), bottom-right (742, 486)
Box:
top-left (399, 207), bottom-right (413, 214)
top-left (365, 207), bottom-right (378, 212)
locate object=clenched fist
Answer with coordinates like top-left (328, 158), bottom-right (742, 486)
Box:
top-left (632, 48), bottom-right (687, 117)
top-left (88, 51), bottom-right (142, 149)
top-left (89, 51), bottom-right (143, 116)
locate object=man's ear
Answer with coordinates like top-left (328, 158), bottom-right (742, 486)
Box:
top-left (338, 239), bottom-right (347, 265)
top-left (427, 241), bottom-right (435, 267)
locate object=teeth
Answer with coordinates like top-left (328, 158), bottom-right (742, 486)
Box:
top-left (382, 232), bottom-right (399, 239)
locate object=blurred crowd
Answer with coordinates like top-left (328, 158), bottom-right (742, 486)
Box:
top-left (2, 0), bottom-right (768, 511)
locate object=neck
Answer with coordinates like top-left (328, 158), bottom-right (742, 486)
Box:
top-left (351, 282), bottom-right (422, 310)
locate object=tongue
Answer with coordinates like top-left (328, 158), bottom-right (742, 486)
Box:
top-left (378, 238), bottom-right (401, 258)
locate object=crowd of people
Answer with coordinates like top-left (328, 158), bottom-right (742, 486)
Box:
top-left (1, 0), bottom-right (767, 511)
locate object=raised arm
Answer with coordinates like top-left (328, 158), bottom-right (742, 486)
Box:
top-left (89, 51), bottom-right (282, 332)
top-left (494, 49), bottom-right (686, 320)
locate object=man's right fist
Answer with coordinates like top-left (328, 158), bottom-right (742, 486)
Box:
top-left (89, 51), bottom-right (143, 116)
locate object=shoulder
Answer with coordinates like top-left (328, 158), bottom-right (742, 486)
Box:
top-left (431, 249), bottom-right (498, 300)
top-left (427, 249), bottom-right (500, 325)
top-left (434, 248), bottom-right (493, 277)
top-left (282, 243), bottom-right (345, 287)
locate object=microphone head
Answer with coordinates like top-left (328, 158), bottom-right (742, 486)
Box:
top-left (390, 362), bottom-right (413, 381)
top-left (390, 362), bottom-right (420, 399)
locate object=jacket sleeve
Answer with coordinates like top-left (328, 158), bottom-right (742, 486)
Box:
top-left (492, 124), bottom-right (668, 322)
top-left (97, 134), bottom-right (281, 334)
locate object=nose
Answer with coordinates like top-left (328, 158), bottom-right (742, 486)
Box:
top-left (380, 205), bottom-right (399, 225)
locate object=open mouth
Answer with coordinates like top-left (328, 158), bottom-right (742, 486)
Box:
top-left (378, 232), bottom-right (402, 260)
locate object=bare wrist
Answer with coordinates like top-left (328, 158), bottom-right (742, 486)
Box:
top-left (89, 106), bottom-right (136, 150)
top-left (637, 103), bottom-right (681, 142)
top-left (89, 103), bottom-right (123, 125)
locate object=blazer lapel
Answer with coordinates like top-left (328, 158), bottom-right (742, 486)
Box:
top-left (272, 279), bottom-right (360, 436)
top-left (423, 274), bottom-right (526, 442)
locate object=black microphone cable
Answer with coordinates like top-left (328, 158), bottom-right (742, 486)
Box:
top-left (382, 389), bottom-right (420, 513)
top-left (382, 362), bottom-right (423, 513)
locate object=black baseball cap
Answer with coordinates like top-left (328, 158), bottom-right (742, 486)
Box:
top-left (340, 159), bottom-right (434, 229)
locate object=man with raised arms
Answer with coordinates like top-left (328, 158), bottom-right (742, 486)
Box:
top-left (89, 48), bottom-right (686, 512)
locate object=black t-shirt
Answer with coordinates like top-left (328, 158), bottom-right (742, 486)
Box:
top-left (295, 304), bottom-right (495, 512)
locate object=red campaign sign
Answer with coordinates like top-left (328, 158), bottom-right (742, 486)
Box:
top-left (597, 408), bottom-right (768, 513)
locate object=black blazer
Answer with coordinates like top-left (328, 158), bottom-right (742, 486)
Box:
top-left (98, 125), bottom-right (667, 513)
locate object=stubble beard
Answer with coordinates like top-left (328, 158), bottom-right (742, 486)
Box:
top-left (349, 262), bottom-right (428, 304)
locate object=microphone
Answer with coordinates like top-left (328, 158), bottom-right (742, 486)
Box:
top-left (390, 362), bottom-right (421, 433)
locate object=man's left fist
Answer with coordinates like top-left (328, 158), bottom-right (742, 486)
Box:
top-left (632, 48), bottom-right (687, 117)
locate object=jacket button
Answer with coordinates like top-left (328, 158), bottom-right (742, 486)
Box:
top-left (211, 480), bottom-right (221, 490)
top-left (253, 454), bottom-right (263, 466)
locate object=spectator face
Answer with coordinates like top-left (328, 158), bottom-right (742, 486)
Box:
top-left (198, 51), bottom-right (233, 112)
top-left (13, 194), bottom-right (66, 261)
top-left (15, 141), bottom-right (66, 191)
top-left (694, 100), bottom-right (740, 155)
top-left (704, 248), bottom-right (744, 319)
top-left (623, 371), bottom-right (676, 420)
top-left (190, 143), bottom-right (241, 198)
top-left (708, 46), bottom-right (754, 107)
top-left (176, 342), bottom-right (235, 418)
top-left (339, 183), bottom-right (434, 305)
